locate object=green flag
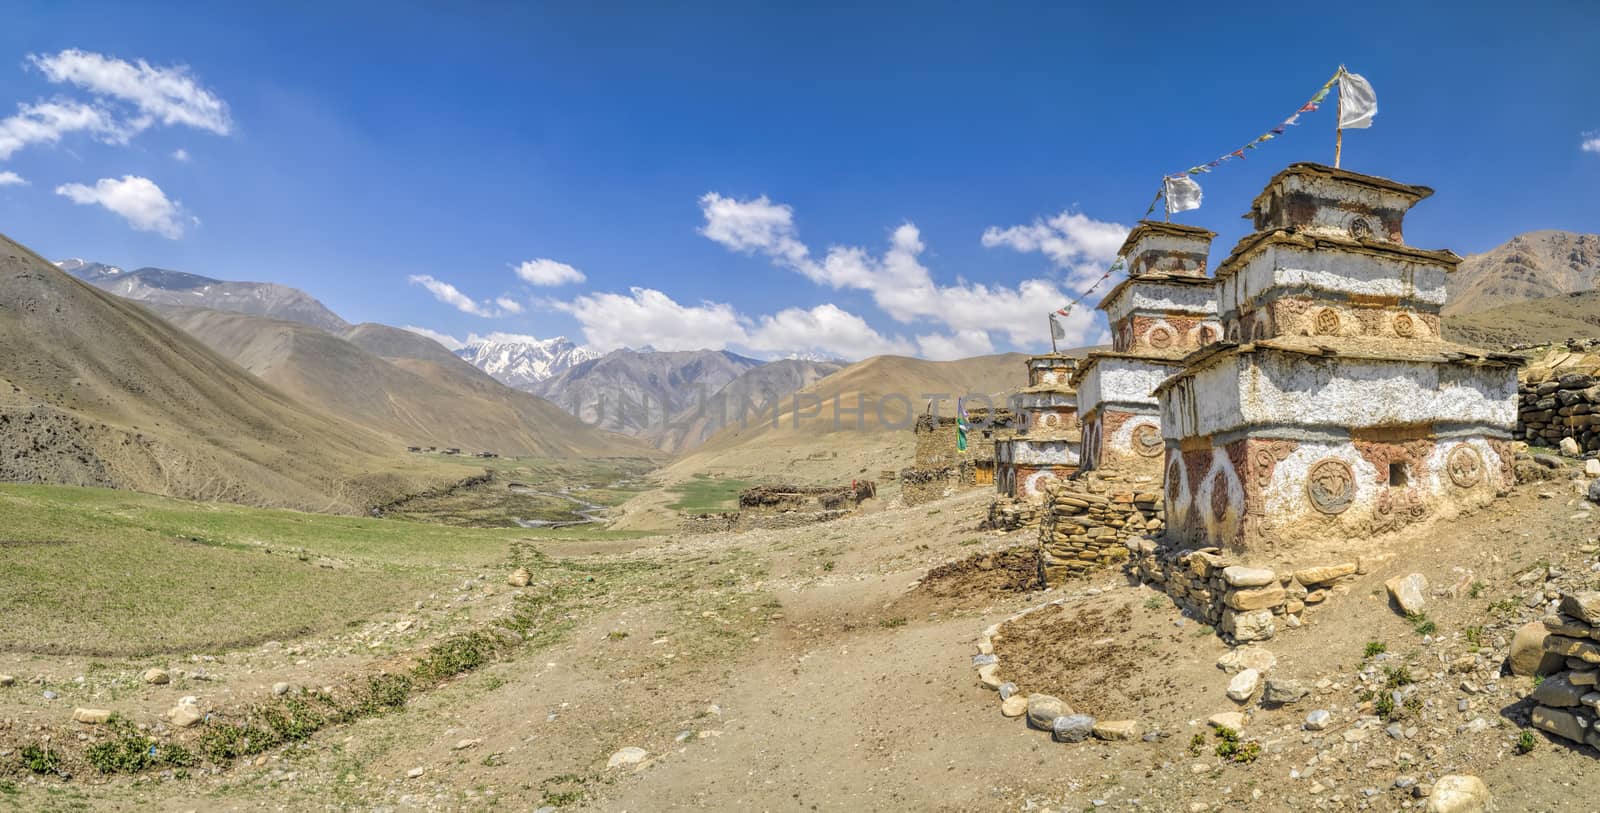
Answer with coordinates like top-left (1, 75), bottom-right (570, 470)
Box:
top-left (956, 398), bottom-right (969, 453)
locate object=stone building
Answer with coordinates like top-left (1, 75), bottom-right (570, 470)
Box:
top-left (901, 407), bottom-right (1014, 505)
top-left (995, 354), bottom-right (1081, 500)
top-left (1155, 163), bottom-right (1522, 554)
top-left (1072, 222), bottom-right (1223, 475)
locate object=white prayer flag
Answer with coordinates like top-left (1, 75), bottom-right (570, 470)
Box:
top-left (1165, 174), bottom-right (1203, 215)
top-left (1049, 313), bottom-right (1066, 341)
top-left (1338, 71), bottom-right (1377, 129)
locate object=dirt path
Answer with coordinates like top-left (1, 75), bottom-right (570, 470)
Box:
top-left (21, 477), bottom-right (1600, 811)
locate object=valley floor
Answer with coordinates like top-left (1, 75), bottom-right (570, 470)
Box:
top-left (6, 469), bottom-right (1600, 811)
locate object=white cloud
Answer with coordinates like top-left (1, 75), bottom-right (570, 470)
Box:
top-left (400, 325), bottom-right (466, 351)
top-left (172, 147), bottom-right (190, 162)
top-left (916, 330), bottom-right (996, 361)
top-left (0, 99), bottom-right (126, 159)
top-left (981, 210), bottom-right (1130, 284)
top-left (0, 171), bottom-right (26, 186)
top-left (55, 175), bottom-right (188, 238)
top-left (698, 194), bottom-right (1112, 351)
top-left (0, 51), bottom-right (230, 161)
top-left (553, 287), bottom-right (907, 360)
top-left (494, 296), bottom-right (525, 315)
top-left (1583, 131), bottom-right (1600, 154)
top-left (747, 304), bottom-right (914, 358)
top-left (465, 331), bottom-right (556, 345)
top-left (407, 274), bottom-right (515, 318)
top-left (555, 287), bottom-right (746, 353)
top-left (29, 49), bottom-right (232, 135)
top-left (514, 258), bottom-right (586, 286)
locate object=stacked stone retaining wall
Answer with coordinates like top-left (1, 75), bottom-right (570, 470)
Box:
top-left (1518, 373), bottom-right (1600, 452)
top-left (1524, 591), bottom-right (1600, 750)
top-left (1036, 484), bottom-right (1161, 584)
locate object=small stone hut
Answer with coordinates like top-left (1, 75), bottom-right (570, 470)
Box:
top-left (1155, 163), bottom-right (1522, 554)
top-left (1073, 222), bottom-right (1223, 475)
top-left (902, 407), bottom-right (1014, 504)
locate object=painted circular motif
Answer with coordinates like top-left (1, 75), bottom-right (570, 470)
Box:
top-left (1393, 313), bottom-right (1416, 338)
top-left (1305, 458), bottom-right (1356, 515)
top-left (1147, 326), bottom-right (1174, 349)
top-left (1447, 445), bottom-right (1484, 488)
top-left (1131, 424), bottom-right (1164, 457)
top-left (1314, 308), bottom-right (1341, 336)
top-left (1045, 413), bottom-right (1059, 428)
top-left (1348, 217), bottom-right (1373, 240)
top-left (1198, 325), bottom-right (1217, 345)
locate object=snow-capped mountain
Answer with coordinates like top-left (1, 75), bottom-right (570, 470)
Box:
top-left (455, 335), bottom-right (597, 388)
top-left (55, 258), bottom-right (125, 281)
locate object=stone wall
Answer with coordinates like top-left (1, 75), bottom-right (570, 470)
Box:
top-left (984, 497), bottom-right (1042, 531)
top-left (1523, 591), bottom-right (1600, 750)
top-left (1518, 372), bottom-right (1600, 453)
top-left (680, 512), bottom-right (738, 534)
top-left (1035, 481), bottom-right (1162, 584)
top-left (1128, 538), bottom-right (1383, 644)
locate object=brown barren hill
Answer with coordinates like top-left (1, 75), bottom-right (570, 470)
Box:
top-left (0, 231), bottom-right (456, 512)
top-left (1444, 230), bottom-right (1600, 315)
top-left (148, 307), bottom-right (657, 460)
top-left (1443, 289), bottom-right (1600, 349)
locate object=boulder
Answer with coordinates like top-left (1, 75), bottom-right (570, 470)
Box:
top-left (1587, 459), bottom-right (1600, 478)
top-left (1542, 634), bottom-right (1600, 663)
top-left (1293, 563), bottom-right (1357, 586)
top-left (1226, 669), bottom-right (1260, 702)
top-left (1511, 621), bottom-right (1566, 676)
top-left (1051, 714), bottom-right (1096, 743)
top-left (72, 707), bottom-right (112, 724)
top-left (1561, 437), bottom-right (1583, 457)
top-left (507, 567), bottom-right (532, 587)
top-left (1531, 673), bottom-right (1586, 707)
top-left (1220, 609), bottom-right (1275, 643)
top-left (1261, 678), bottom-right (1309, 707)
top-left (1026, 694), bottom-right (1068, 730)
top-left (1216, 646), bottom-right (1277, 675)
top-left (1425, 775), bottom-right (1490, 813)
top-left (1559, 592), bottom-right (1600, 625)
top-left (1385, 573), bottom-right (1428, 615)
top-left (1224, 585), bottom-right (1287, 611)
top-left (1220, 566), bottom-right (1275, 588)
top-left (272, 682), bottom-right (292, 697)
top-left (142, 668), bottom-right (170, 685)
top-left (1091, 719), bottom-right (1138, 741)
top-left (1531, 705), bottom-right (1587, 742)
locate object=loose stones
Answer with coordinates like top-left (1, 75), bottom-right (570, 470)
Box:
top-left (1226, 669), bottom-right (1260, 702)
top-left (1052, 714), bottom-right (1096, 743)
top-left (1026, 694), bottom-right (1068, 730)
top-left (1385, 573), bottom-right (1429, 615)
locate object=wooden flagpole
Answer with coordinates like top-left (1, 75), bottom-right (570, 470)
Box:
top-left (1333, 66), bottom-right (1345, 168)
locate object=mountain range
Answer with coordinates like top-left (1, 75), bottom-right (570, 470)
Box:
top-left (1444, 231), bottom-right (1600, 315)
top-left (58, 260), bottom-right (352, 333)
top-left (454, 335), bottom-right (596, 388)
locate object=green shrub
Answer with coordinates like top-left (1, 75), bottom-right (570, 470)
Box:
top-left (1363, 641), bottom-right (1386, 658)
top-left (18, 744), bottom-right (61, 775)
top-left (1516, 730), bottom-right (1537, 754)
top-left (1213, 727), bottom-right (1260, 763)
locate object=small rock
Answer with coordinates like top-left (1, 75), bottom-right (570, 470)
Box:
top-left (453, 738), bottom-right (482, 750)
top-left (1587, 459), bottom-right (1600, 478)
top-left (406, 767), bottom-right (426, 779)
top-left (168, 704), bottom-right (203, 727)
top-left (1426, 774), bottom-right (1489, 813)
top-left (1000, 695), bottom-right (1028, 717)
top-left (42, 690), bottom-right (58, 700)
top-left (272, 682), bottom-right (291, 697)
top-left (997, 682), bottom-right (1018, 700)
top-left (0, 674), bottom-right (13, 687)
top-left (1304, 709), bottom-right (1332, 730)
top-left (142, 668), bottom-right (170, 685)
top-left (1262, 678), bottom-right (1309, 707)
top-left (1561, 437), bottom-right (1583, 457)
top-left (1294, 563), bottom-right (1357, 586)
top-left (1221, 566), bottom-right (1276, 587)
top-left (606, 747), bottom-right (648, 769)
top-left (72, 707), bottom-right (112, 724)
top-left (507, 567), bottom-right (532, 587)
top-left (1052, 714), bottom-right (1096, 743)
top-left (972, 653), bottom-right (998, 666)
top-left (1385, 573), bottom-right (1428, 615)
top-left (976, 664), bottom-right (1002, 690)
top-left (1560, 591), bottom-right (1600, 625)
top-left (1208, 711), bottom-right (1246, 731)
top-left (1026, 694), bottom-right (1068, 730)
top-left (1092, 719), bottom-right (1138, 740)
top-left (1227, 668), bottom-right (1260, 702)
top-left (1216, 645), bottom-right (1276, 675)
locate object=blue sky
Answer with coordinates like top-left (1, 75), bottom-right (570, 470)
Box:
top-left (0, 1), bottom-right (1595, 359)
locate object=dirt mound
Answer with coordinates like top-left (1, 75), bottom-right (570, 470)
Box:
top-left (992, 602), bottom-right (1171, 718)
top-left (893, 547), bottom-right (1044, 619)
